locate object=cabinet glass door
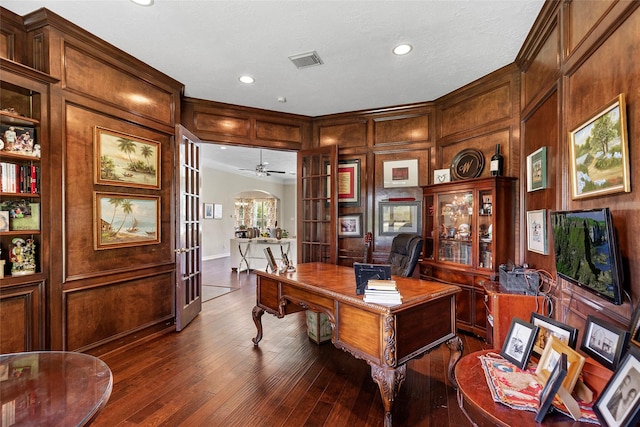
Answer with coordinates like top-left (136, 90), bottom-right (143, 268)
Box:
top-left (437, 191), bottom-right (473, 266)
top-left (477, 190), bottom-right (493, 269)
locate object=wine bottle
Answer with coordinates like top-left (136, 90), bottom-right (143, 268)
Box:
top-left (490, 144), bottom-right (504, 176)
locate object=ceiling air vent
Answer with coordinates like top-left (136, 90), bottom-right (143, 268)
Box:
top-left (289, 51), bottom-right (323, 69)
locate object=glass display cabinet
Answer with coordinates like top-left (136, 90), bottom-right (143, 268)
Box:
top-left (421, 176), bottom-right (516, 336)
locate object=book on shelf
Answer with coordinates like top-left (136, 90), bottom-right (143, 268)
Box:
top-left (0, 162), bottom-right (40, 194)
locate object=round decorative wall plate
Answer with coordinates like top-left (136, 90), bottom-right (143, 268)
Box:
top-left (450, 148), bottom-right (485, 180)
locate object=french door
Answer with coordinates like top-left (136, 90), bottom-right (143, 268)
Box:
top-left (175, 125), bottom-right (202, 331)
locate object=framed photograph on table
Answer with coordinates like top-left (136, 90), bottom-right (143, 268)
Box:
top-left (527, 147), bottom-right (547, 192)
top-left (569, 93), bottom-right (630, 200)
top-left (94, 126), bottom-right (161, 190)
top-left (338, 214), bottom-right (362, 237)
top-left (535, 335), bottom-right (585, 393)
top-left (526, 209), bottom-right (547, 255)
top-left (594, 346), bottom-right (640, 427)
top-left (530, 313), bottom-right (578, 357)
top-left (630, 305), bottom-right (640, 349)
top-left (383, 159), bottom-right (418, 188)
top-left (535, 353), bottom-right (568, 423)
top-left (581, 315), bottom-right (630, 370)
top-left (500, 318), bottom-right (538, 370)
top-left (379, 201), bottom-right (421, 236)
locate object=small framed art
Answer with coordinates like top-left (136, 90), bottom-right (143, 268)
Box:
top-left (530, 313), bottom-right (578, 357)
top-left (527, 146), bottom-right (547, 192)
top-left (535, 353), bottom-right (568, 423)
top-left (338, 214), bottom-right (362, 237)
top-left (383, 159), bottom-right (418, 188)
top-left (500, 318), bottom-right (538, 370)
top-left (203, 203), bottom-right (214, 219)
top-left (337, 159), bottom-right (360, 206)
top-left (213, 203), bottom-right (223, 219)
top-left (379, 201), bottom-right (421, 236)
top-left (433, 168), bottom-right (450, 184)
top-left (630, 305), bottom-right (640, 349)
top-left (593, 346), bottom-right (640, 427)
top-left (581, 315), bottom-right (630, 370)
top-left (526, 209), bottom-right (547, 255)
top-left (535, 335), bottom-right (585, 393)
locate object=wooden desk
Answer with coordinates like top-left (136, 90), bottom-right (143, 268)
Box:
top-left (455, 350), bottom-right (593, 426)
top-left (0, 351), bottom-right (112, 426)
top-left (252, 262), bottom-right (462, 427)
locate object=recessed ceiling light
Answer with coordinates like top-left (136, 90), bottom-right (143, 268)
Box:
top-left (239, 75), bottom-right (255, 84)
top-left (130, 0), bottom-right (154, 6)
top-left (220, 146), bottom-right (227, 150)
top-left (393, 44), bottom-right (413, 55)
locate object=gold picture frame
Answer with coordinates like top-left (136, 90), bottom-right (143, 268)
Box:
top-left (535, 335), bottom-right (585, 393)
top-left (94, 192), bottom-right (160, 250)
top-left (569, 94), bottom-right (630, 199)
top-left (95, 126), bottom-right (161, 190)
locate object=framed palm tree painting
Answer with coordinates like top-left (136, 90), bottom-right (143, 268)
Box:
top-left (94, 192), bottom-right (160, 250)
top-left (94, 126), bottom-right (161, 189)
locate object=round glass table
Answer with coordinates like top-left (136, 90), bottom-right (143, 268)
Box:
top-left (0, 351), bottom-right (112, 426)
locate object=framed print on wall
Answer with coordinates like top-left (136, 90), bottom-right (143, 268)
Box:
top-left (526, 209), bottom-right (547, 255)
top-left (338, 214), bottom-right (362, 237)
top-left (383, 159), bottom-right (418, 188)
top-left (203, 203), bottom-right (214, 219)
top-left (94, 192), bottom-right (160, 250)
top-left (337, 159), bottom-right (360, 206)
top-left (213, 203), bottom-right (223, 219)
top-left (94, 126), bottom-right (161, 190)
top-left (527, 147), bottom-right (547, 192)
top-left (379, 201), bottom-right (421, 236)
top-left (569, 93), bottom-right (630, 199)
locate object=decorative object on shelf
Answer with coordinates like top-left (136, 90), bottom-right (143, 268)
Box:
top-left (338, 214), bottom-right (362, 237)
top-left (581, 315), bottom-right (630, 370)
top-left (0, 211), bottom-right (9, 232)
top-left (0, 200), bottom-right (40, 231)
top-left (569, 93), bottom-right (630, 199)
top-left (203, 203), bottom-right (214, 219)
top-left (500, 317), bottom-right (538, 369)
top-left (433, 168), bottom-right (450, 184)
top-left (529, 313), bottom-right (578, 357)
top-left (535, 353), bottom-right (568, 423)
top-left (379, 201), bottom-right (421, 236)
top-left (94, 126), bottom-right (161, 190)
top-left (593, 346), bottom-right (640, 427)
top-left (94, 192), bottom-right (160, 249)
top-left (526, 209), bottom-right (547, 255)
top-left (535, 335), bottom-right (585, 393)
top-left (490, 143), bottom-right (504, 176)
top-left (382, 158), bottom-right (418, 188)
top-left (450, 148), bottom-right (484, 180)
top-left (0, 124), bottom-right (35, 155)
top-left (9, 237), bottom-right (36, 276)
top-left (526, 147), bottom-right (547, 191)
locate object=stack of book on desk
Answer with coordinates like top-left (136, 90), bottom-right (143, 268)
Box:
top-left (363, 280), bottom-right (402, 305)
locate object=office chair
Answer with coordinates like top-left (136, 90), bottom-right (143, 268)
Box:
top-left (387, 233), bottom-right (423, 277)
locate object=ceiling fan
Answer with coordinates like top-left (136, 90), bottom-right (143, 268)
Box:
top-left (240, 149), bottom-right (287, 177)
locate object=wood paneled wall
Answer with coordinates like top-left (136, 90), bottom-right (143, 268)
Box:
top-left (7, 8), bottom-right (184, 353)
top-left (519, 0), bottom-right (640, 334)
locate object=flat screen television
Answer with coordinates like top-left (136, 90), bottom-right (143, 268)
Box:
top-left (550, 208), bottom-right (623, 305)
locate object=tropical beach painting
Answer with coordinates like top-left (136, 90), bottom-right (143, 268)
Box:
top-left (569, 94), bottom-right (630, 199)
top-left (94, 192), bottom-right (160, 249)
top-left (95, 127), bottom-right (161, 189)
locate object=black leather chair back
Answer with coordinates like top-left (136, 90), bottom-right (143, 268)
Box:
top-left (386, 233), bottom-right (423, 277)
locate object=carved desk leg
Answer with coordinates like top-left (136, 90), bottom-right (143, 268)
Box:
top-left (446, 335), bottom-right (463, 389)
top-left (371, 364), bottom-right (407, 427)
top-left (252, 306), bottom-right (264, 346)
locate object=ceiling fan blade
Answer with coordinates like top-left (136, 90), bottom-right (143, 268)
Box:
top-left (267, 170), bottom-right (287, 174)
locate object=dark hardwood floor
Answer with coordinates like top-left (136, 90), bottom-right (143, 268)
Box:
top-left (94, 258), bottom-right (490, 426)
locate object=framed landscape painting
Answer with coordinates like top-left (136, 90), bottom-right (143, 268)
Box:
top-left (94, 192), bottom-right (160, 250)
top-left (95, 126), bottom-right (161, 190)
top-left (569, 94), bottom-right (630, 199)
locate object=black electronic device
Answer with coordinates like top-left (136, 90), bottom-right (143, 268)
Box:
top-left (550, 208), bottom-right (624, 305)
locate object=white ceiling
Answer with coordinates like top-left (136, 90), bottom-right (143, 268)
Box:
top-left (3, 0), bottom-right (544, 181)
